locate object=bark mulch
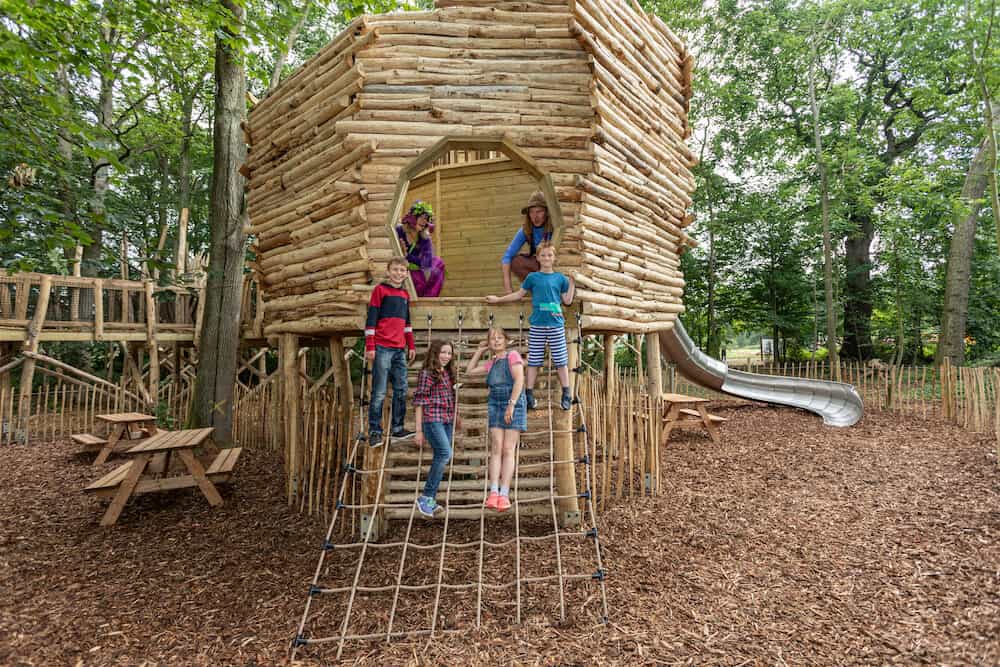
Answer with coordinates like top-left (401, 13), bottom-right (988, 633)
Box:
top-left (1, 406), bottom-right (997, 665)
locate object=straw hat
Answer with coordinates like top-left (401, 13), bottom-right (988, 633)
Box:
top-left (520, 191), bottom-right (548, 214)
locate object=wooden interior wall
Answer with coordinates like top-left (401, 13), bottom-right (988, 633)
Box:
top-left (403, 159), bottom-right (538, 298)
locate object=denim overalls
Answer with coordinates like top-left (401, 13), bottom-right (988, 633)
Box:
top-left (486, 354), bottom-right (527, 431)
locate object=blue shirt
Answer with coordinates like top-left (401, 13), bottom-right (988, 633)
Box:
top-left (501, 226), bottom-right (551, 264)
top-left (521, 271), bottom-right (570, 327)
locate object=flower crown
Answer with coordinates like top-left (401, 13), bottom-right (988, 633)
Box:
top-left (402, 200), bottom-right (435, 230)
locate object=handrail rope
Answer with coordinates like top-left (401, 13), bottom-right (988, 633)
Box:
top-left (575, 314), bottom-right (610, 622)
top-left (474, 312), bottom-right (493, 627)
top-left (544, 357), bottom-right (567, 622)
top-left (318, 529), bottom-right (595, 552)
top-left (429, 311), bottom-right (464, 636)
top-left (385, 314), bottom-right (435, 639)
top-left (291, 354), bottom-right (370, 658)
top-left (313, 572), bottom-right (598, 596)
top-left (335, 412), bottom-right (394, 658)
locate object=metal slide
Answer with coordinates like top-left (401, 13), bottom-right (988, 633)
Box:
top-left (659, 320), bottom-right (864, 427)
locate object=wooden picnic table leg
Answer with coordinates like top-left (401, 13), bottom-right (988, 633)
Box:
top-left (100, 453), bottom-right (151, 526)
top-left (177, 448), bottom-right (223, 507)
top-left (660, 403), bottom-right (681, 446)
top-left (94, 423), bottom-right (125, 466)
top-left (697, 404), bottom-right (721, 443)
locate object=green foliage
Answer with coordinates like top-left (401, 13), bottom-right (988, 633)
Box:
top-left (659, 0), bottom-right (998, 364)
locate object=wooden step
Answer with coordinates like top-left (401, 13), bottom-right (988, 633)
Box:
top-left (383, 502), bottom-right (552, 521)
top-left (386, 476), bottom-right (552, 492)
top-left (385, 488), bottom-right (558, 504)
top-left (387, 447), bottom-right (555, 464)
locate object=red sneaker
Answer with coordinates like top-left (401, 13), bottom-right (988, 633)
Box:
top-left (496, 495), bottom-right (512, 512)
top-left (485, 492), bottom-right (500, 510)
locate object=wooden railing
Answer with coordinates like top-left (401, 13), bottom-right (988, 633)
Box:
top-left (0, 270), bottom-right (266, 343)
top-left (0, 271), bottom-right (202, 343)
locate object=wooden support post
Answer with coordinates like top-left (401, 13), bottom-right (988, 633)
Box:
top-left (434, 170), bottom-right (442, 255)
top-left (17, 275), bottom-right (52, 441)
top-left (555, 328), bottom-right (580, 527)
top-left (144, 281), bottom-right (160, 406)
top-left (93, 279), bottom-right (104, 341)
top-left (177, 207), bottom-right (189, 278)
top-left (328, 336), bottom-right (353, 442)
top-left (193, 276), bottom-right (207, 349)
top-left (280, 333), bottom-right (301, 504)
top-left (602, 334), bottom-right (615, 395)
top-left (645, 331), bottom-right (662, 397)
top-left (70, 245), bottom-right (83, 320)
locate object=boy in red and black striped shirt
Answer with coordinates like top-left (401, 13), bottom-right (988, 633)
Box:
top-left (365, 257), bottom-right (417, 446)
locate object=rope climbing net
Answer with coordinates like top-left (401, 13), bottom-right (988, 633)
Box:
top-left (291, 312), bottom-right (608, 659)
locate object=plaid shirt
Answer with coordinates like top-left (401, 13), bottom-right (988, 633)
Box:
top-left (413, 369), bottom-right (456, 423)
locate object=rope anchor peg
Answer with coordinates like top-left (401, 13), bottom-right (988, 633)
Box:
top-left (292, 634), bottom-right (309, 647)
top-left (309, 585), bottom-right (323, 597)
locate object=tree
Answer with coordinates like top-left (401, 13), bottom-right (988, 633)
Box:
top-left (937, 103), bottom-right (999, 364)
top-left (189, 0), bottom-right (249, 443)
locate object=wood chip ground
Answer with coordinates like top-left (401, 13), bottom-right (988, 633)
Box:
top-left (1, 406), bottom-right (997, 665)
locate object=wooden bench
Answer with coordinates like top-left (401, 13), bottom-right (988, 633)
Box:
top-left (678, 408), bottom-right (728, 423)
top-left (84, 448), bottom-right (243, 499)
top-left (71, 433), bottom-right (108, 449)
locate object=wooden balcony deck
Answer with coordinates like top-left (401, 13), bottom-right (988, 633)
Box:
top-left (0, 271), bottom-right (264, 344)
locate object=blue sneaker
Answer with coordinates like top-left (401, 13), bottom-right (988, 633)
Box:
top-left (368, 431), bottom-right (383, 448)
top-left (416, 495), bottom-right (438, 518)
top-left (560, 390), bottom-right (572, 411)
top-left (525, 390), bottom-right (538, 410)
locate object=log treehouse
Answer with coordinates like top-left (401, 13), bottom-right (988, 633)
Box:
top-left (244, 0), bottom-right (698, 337)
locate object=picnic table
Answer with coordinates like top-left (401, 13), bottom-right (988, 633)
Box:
top-left (85, 412), bottom-right (158, 466)
top-left (660, 392), bottom-right (727, 445)
top-left (84, 427), bottom-right (242, 527)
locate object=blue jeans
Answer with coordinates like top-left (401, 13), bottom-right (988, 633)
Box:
top-left (422, 421), bottom-right (453, 499)
top-left (368, 346), bottom-right (408, 435)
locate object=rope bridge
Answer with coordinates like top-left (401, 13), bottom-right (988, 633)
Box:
top-left (291, 313), bottom-right (608, 659)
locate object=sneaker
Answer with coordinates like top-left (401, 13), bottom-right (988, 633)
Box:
top-left (368, 431), bottom-right (383, 448)
top-left (391, 428), bottom-right (415, 441)
top-left (525, 391), bottom-right (538, 410)
top-left (485, 491), bottom-right (500, 511)
top-left (496, 495), bottom-right (512, 512)
top-left (416, 496), bottom-right (437, 518)
top-left (560, 391), bottom-right (572, 411)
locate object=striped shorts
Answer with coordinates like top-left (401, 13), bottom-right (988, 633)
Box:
top-left (527, 326), bottom-right (568, 368)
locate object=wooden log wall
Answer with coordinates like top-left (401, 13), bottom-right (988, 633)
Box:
top-left (246, 0), bottom-right (698, 336)
top-left (569, 0), bottom-right (696, 333)
top-left (404, 158), bottom-right (538, 297)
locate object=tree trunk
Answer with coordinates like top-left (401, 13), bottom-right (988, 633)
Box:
top-left (174, 90), bottom-right (196, 278)
top-left (269, 1), bottom-right (313, 91)
top-left (807, 16), bottom-right (840, 379)
top-left (936, 134), bottom-right (992, 365)
top-left (81, 69), bottom-right (115, 277)
top-left (842, 209), bottom-right (875, 361)
top-left (190, 0), bottom-right (248, 444)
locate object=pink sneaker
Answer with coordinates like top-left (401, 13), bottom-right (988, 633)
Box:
top-left (485, 492), bottom-right (500, 510)
top-left (496, 495), bottom-right (512, 512)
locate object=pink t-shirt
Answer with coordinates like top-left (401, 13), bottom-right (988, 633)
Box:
top-left (483, 350), bottom-right (523, 372)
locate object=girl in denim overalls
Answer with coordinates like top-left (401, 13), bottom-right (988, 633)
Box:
top-left (466, 327), bottom-right (526, 512)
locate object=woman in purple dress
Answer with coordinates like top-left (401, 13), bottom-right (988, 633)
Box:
top-left (396, 201), bottom-right (446, 297)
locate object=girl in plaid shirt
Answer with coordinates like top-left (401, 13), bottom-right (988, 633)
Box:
top-left (413, 340), bottom-right (460, 517)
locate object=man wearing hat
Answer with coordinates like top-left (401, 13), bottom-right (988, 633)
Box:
top-left (501, 191), bottom-right (554, 294)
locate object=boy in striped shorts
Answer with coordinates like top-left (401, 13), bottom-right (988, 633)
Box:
top-left (486, 242), bottom-right (575, 410)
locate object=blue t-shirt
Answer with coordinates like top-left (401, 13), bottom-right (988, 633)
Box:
top-left (521, 271), bottom-right (570, 327)
top-left (501, 226), bottom-right (551, 264)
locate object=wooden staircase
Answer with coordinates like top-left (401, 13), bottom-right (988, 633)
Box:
top-left (377, 340), bottom-right (575, 522)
